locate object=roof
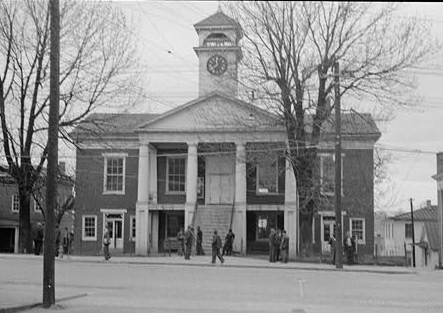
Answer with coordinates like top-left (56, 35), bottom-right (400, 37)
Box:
top-left (391, 206), bottom-right (438, 222)
top-left (194, 11), bottom-right (240, 28)
top-left (70, 107), bottom-right (380, 139)
top-left (70, 113), bottom-right (159, 137)
top-left (310, 113), bottom-right (381, 137)
top-left (423, 222), bottom-right (440, 251)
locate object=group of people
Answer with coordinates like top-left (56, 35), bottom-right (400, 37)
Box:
top-left (176, 225), bottom-right (235, 263)
top-left (268, 228), bottom-right (289, 263)
top-left (32, 222), bottom-right (74, 257)
top-left (328, 231), bottom-right (357, 265)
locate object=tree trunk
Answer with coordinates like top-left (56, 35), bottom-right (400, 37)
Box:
top-left (18, 188), bottom-right (33, 254)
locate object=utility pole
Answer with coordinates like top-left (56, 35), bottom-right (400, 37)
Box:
top-left (410, 198), bottom-right (416, 268)
top-left (43, 0), bottom-right (59, 307)
top-left (334, 61), bottom-right (343, 269)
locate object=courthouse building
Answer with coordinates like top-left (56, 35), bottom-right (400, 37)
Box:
top-left (71, 10), bottom-right (380, 259)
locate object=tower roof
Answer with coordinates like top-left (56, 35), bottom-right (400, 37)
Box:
top-left (194, 10), bottom-right (241, 32)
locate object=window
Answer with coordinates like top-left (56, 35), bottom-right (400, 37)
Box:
top-left (256, 154), bottom-right (278, 194)
top-left (167, 156), bottom-right (186, 193)
top-left (319, 154), bottom-right (343, 195)
top-left (11, 194), bottom-right (19, 212)
top-left (33, 199), bottom-right (41, 213)
top-left (130, 215), bottom-right (136, 239)
top-left (103, 154), bottom-right (126, 194)
top-left (82, 215), bottom-right (97, 241)
top-left (350, 218), bottom-right (365, 244)
top-left (256, 214), bottom-right (278, 240)
top-left (203, 33), bottom-right (232, 47)
top-left (405, 223), bottom-right (413, 239)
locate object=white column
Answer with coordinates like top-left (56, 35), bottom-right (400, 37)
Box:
top-left (437, 178), bottom-right (443, 268)
top-left (185, 142), bottom-right (198, 227)
top-left (284, 156), bottom-right (298, 260)
top-left (233, 141), bottom-right (247, 254)
top-left (136, 143), bottom-right (150, 255)
top-left (149, 147), bottom-right (158, 203)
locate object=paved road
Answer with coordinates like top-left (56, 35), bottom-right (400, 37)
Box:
top-left (1, 255), bottom-right (443, 313)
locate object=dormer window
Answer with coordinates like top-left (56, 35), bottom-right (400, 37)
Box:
top-left (203, 33), bottom-right (232, 47)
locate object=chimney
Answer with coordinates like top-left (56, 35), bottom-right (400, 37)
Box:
top-left (437, 152), bottom-right (443, 175)
top-left (427, 200), bottom-right (432, 210)
top-left (58, 162), bottom-right (66, 175)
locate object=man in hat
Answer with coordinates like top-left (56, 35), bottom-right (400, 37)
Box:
top-left (184, 225), bottom-right (194, 260)
top-left (211, 229), bottom-right (224, 264)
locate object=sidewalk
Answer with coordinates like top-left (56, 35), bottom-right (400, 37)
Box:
top-left (0, 253), bottom-right (417, 312)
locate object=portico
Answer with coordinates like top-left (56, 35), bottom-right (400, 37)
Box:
top-left (134, 92), bottom-right (297, 256)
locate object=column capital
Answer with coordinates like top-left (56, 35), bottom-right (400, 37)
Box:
top-left (187, 141), bottom-right (198, 147)
top-left (235, 140), bottom-right (246, 148)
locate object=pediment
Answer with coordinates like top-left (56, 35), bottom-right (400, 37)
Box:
top-left (138, 92), bottom-right (282, 132)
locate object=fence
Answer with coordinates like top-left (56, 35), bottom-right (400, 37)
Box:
top-left (374, 242), bottom-right (409, 267)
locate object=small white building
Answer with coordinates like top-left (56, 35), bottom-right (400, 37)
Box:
top-left (381, 201), bottom-right (439, 268)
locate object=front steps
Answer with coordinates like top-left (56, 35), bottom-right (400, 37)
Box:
top-left (193, 205), bottom-right (233, 254)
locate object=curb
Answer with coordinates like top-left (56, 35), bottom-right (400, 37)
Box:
top-left (0, 293), bottom-right (87, 313)
top-left (59, 257), bottom-right (416, 275)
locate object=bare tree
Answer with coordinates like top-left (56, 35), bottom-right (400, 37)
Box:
top-left (230, 1), bottom-right (438, 254)
top-left (0, 1), bottom-right (143, 253)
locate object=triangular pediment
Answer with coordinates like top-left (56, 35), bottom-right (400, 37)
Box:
top-left (138, 92), bottom-right (283, 132)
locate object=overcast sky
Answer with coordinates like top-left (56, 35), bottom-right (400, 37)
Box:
top-left (96, 1), bottom-right (443, 214)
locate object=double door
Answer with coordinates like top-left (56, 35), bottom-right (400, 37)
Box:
top-left (206, 155), bottom-right (235, 204)
top-left (104, 213), bottom-right (123, 250)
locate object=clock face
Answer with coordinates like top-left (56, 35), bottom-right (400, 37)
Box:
top-left (207, 55), bottom-right (228, 76)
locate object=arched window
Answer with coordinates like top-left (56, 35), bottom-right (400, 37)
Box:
top-left (203, 33), bottom-right (232, 47)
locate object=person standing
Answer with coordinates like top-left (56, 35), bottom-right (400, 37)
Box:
top-left (328, 233), bottom-right (337, 265)
top-left (280, 230), bottom-right (289, 263)
top-left (343, 231), bottom-right (353, 265)
top-left (177, 227), bottom-right (185, 256)
top-left (269, 228), bottom-right (276, 263)
top-left (103, 224), bottom-right (111, 261)
top-left (33, 222), bottom-right (44, 255)
top-left (275, 229), bottom-right (282, 262)
top-left (63, 227), bottom-right (70, 254)
top-left (196, 226), bottom-right (205, 255)
top-left (222, 228), bottom-right (235, 256)
top-left (54, 224), bottom-right (61, 257)
top-left (184, 225), bottom-right (194, 260)
top-left (211, 230), bottom-right (224, 264)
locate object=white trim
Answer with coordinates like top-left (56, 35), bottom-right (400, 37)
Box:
top-left (317, 211), bottom-right (347, 216)
top-left (11, 194), bottom-right (19, 213)
top-left (103, 153), bottom-right (127, 195)
top-left (33, 199), bottom-right (41, 213)
top-left (100, 209), bottom-right (128, 214)
top-left (82, 215), bottom-right (97, 241)
top-left (350, 217), bottom-right (366, 244)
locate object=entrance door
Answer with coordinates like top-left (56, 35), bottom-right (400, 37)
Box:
top-left (322, 219), bottom-right (335, 253)
top-left (104, 214), bottom-right (124, 250)
top-left (206, 155), bottom-right (235, 204)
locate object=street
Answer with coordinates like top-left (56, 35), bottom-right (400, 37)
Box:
top-left (1, 255), bottom-right (443, 313)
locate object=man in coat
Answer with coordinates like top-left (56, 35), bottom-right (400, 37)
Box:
top-left (269, 228), bottom-right (276, 263)
top-left (196, 226), bottom-right (205, 255)
top-left (211, 229), bottom-right (224, 264)
top-left (33, 222), bottom-right (44, 255)
top-left (222, 228), bottom-right (235, 256)
top-left (184, 225), bottom-right (194, 260)
top-left (280, 230), bottom-right (289, 263)
top-left (103, 224), bottom-right (111, 261)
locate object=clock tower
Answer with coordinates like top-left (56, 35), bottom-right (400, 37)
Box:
top-left (194, 9), bottom-right (243, 97)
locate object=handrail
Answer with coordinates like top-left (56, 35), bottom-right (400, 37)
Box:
top-left (229, 196), bottom-right (235, 231)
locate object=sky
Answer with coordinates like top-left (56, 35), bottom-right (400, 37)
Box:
top-left (88, 1), bottom-right (443, 214)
